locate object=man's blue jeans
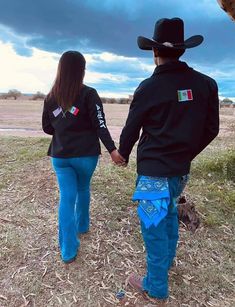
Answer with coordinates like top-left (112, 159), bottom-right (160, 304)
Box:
top-left (51, 156), bottom-right (98, 262)
top-left (140, 175), bottom-right (188, 299)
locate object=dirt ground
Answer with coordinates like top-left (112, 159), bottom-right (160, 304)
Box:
top-left (0, 101), bottom-right (234, 307)
top-left (0, 99), bottom-right (234, 140)
top-left (0, 100), bottom-right (128, 140)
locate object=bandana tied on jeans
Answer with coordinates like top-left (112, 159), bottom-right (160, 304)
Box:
top-left (132, 176), bottom-right (170, 229)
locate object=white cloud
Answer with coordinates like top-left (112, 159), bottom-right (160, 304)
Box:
top-left (90, 52), bottom-right (138, 63)
top-left (84, 71), bottom-right (130, 84)
top-left (0, 41), bottom-right (58, 93)
top-left (0, 42), bottom-right (142, 95)
top-left (192, 60), bottom-right (235, 79)
top-left (0, 40), bottom-right (234, 99)
top-left (98, 91), bottom-right (132, 98)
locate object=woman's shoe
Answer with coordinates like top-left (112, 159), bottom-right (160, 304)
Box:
top-left (63, 255), bottom-right (77, 264)
top-left (77, 229), bottom-right (89, 237)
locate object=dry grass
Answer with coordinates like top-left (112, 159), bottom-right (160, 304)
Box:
top-left (0, 139), bottom-right (234, 307)
top-left (0, 106), bottom-right (234, 307)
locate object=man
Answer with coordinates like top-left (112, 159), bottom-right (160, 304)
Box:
top-left (118, 18), bottom-right (219, 304)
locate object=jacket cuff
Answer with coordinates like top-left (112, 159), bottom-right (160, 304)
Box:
top-left (107, 143), bottom-right (117, 154)
top-left (118, 149), bottom-right (129, 164)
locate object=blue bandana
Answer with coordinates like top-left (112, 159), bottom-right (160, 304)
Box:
top-left (132, 176), bottom-right (170, 228)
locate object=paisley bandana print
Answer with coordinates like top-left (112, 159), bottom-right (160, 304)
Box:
top-left (132, 176), bottom-right (170, 228)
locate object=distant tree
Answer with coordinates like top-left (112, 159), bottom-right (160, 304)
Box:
top-left (0, 93), bottom-right (6, 99)
top-left (222, 98), bottom-right (233, 104)
top-left (221, 98), bottom-right (233, 108)
top-left (119, 98), bottom-right (130, 104)
top-left (109, 98), bottom-right (117, 104)
top-left (101, 97), bottom-right (117, 104)
top-left (4, 89), bottom-right (22, 100)
top-left (32, 91), bottom-right (46, 100)
top-left (101, 97), bottom-right (108, 104)
top-left (101, 97), bottom-right (131, 104)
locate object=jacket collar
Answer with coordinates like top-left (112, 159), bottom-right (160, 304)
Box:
top-left (153, 61), bottom-right (190, 75)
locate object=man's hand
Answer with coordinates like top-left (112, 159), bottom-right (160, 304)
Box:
top-left (110, 149), bottom-right (126, 166)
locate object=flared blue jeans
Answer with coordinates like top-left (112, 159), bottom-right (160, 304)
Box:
top-left (51, 156), bottom-right (98, 262)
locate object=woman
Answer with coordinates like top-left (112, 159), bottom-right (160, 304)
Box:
top-left (42, 50), bottom-right (124, 263)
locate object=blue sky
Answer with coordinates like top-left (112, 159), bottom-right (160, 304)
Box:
top-left (0, 0), bottom-right (234, 98)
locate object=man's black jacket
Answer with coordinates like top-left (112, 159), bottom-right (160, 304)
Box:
top-left (119, 61), bottom-right (219, 177)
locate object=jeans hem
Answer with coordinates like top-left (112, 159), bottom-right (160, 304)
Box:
top-left (147, 292), bottom-right (169, 300)
top-left (77, 228), bottom-right (89, 234)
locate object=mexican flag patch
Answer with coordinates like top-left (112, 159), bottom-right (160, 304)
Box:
top-left (177, 89), bottom-right (193, 102)
top-left (69, 106), bottom-right (80, 116)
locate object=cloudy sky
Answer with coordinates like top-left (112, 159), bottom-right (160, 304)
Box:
top-left (0, 0), bottom-right (234, 98)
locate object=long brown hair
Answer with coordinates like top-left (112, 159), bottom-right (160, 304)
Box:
top-left (48, 51), bottom-right (86, 109)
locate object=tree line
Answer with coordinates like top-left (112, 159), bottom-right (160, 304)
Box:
top-left (0, 89), bottom-right (234, 107)
top-left (0, 89), bottom-right (132, 104)
top-left (0, 89), bottom-right (46, 100)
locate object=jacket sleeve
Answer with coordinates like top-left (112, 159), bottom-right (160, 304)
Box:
top-left (119, 84), bottom-right (148, 162)
top-left (87, 89), bottom-right (116, 153)
top-left (42, 98), bottom-right (54, 135)
top-left (191, 80), bottom-right (220, 160)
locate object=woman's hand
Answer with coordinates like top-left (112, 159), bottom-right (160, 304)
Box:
top-left (110, 149), bottom-right (126, 166)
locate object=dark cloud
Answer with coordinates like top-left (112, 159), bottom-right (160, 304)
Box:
top-left (0, 0), bottom-right (234, 64)
top-left (0, 0), bottom-right (234, 97)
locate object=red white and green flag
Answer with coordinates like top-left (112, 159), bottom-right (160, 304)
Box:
top-left (69, 106), bottom-right (80, 116)
top-left (177, 89), bottom-right (193, 102)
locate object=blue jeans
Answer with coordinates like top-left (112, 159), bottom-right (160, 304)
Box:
top-left (140, 175), bottom-right (188, 299)
top-left (51, 156), bottom-right (98, 262)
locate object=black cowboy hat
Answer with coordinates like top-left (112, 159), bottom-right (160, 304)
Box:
top-left (138, 18), bottom-right (203, 50)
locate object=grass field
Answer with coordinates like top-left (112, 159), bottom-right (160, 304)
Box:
top-left (0, 103), bottom-right (234, 306)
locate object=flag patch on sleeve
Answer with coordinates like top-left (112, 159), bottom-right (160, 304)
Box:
top-left (69, 106), bottom-right (80, 116)
top-left (53, 107), bottom-right (62, 117)
top-left (177, 89), bottom-right (193, 102)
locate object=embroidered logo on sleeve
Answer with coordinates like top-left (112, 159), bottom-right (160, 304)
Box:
top-left (96, 104), bottom-right (106, 128)
top-left (69, 106), bottom-right (80, 116)
top-left (53, 107), bottom-right (62, 117)
top-left (177, 89), bottom-right (193, 102)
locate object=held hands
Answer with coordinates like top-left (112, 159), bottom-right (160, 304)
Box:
top-left (110, 149), bottom-right (126, 166)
